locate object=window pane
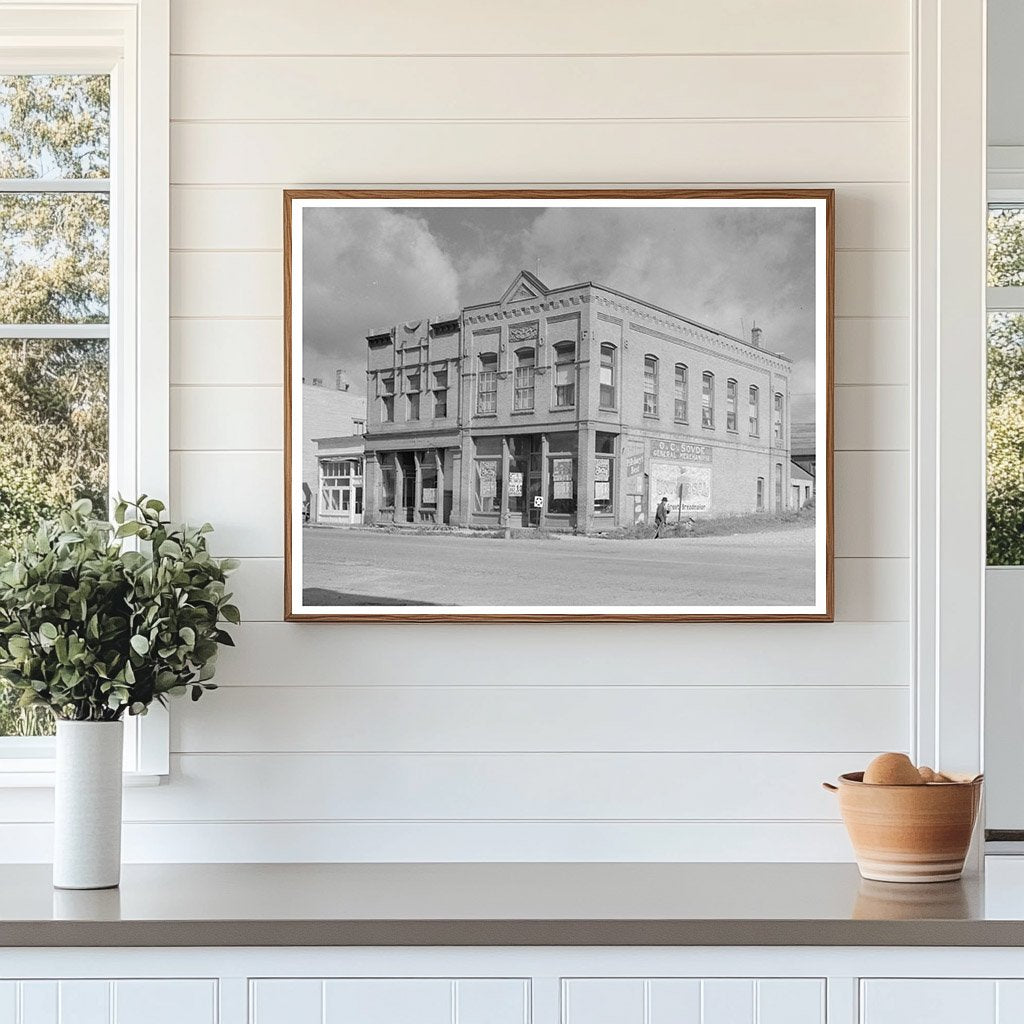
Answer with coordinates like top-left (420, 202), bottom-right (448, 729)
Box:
top-left (0, 75), bottom-right (110, 179)
top-left (988, 311), bottom-right (1024, 565)
top-left (0, 191), bottom-right (109, 323)
top-left (988, 206), bottom-right (1024, 288)
top-left (0, 337), bottom-right (108, 738)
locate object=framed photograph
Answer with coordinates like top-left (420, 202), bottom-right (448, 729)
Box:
top-left (284, 189), bottom-right (833, 622)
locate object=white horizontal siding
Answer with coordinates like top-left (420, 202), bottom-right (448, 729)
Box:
top-left (170, 121), bottom-right (909, 186)
top-left (169, 0), bottom-right (909, 56)
top-left (171, 54), bottom-right (908, 122)
top-left (0, 820), bottom-right (855, 863)
top-left (170, 685), bottom-right (909, 754)
top-left (207, 622), bottom-right (910, 688)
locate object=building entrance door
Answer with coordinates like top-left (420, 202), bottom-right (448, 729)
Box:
top-left (526, 451), bottom-right (542, 526)
top-left (508, 435), bottom-right (542, 527)
top-left (399, 453), bottom-right (416, 522)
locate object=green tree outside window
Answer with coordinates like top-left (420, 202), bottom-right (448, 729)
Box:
top-left (0, 75), bottom-right (110, 736)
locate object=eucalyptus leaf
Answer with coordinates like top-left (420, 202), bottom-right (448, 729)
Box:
top-left (0, 496), bottom-right (238, 722)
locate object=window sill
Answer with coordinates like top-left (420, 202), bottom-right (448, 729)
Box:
top-left (511, 409), bottom-right (536, 415)
top-left (0, 766), bottom-right (165, 788)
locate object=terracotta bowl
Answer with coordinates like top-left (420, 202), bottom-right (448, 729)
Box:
top-left (823, 772), bottom-right (983, 883)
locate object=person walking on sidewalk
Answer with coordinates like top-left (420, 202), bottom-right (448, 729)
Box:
top-left (654, 496), bottom-right (670, 538)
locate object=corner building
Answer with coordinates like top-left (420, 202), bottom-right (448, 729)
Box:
top-left (363, 271), bottom-right (793, 534)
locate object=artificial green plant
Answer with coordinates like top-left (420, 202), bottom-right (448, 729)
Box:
top-left (0, 497), bottom-right (239, 722)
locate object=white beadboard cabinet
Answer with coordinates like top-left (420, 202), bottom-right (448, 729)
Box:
top-left (5, 950), bottom-right (1024, 1024)
top-left (0, 979), bottom-right (218, 1024)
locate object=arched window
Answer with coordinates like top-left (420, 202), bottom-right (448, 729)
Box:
top-left (643, 355), bottom-right (659, 416)
top-left (748, 385), bottom-right (760, 436)
top-left (554, 342), bottom-right (576, 407)
top-left (702, 371), bottom-right (715, 428)
top-left (514, 346), bottom-right (536, 411)
top-left (599, 343), bottom-right (617, 408)
top-left (477, 352), bottom-right (498, 414)
top-left (674, 363), bottom-right (688, 422)
top-left (726, 378), bottom-right (738, 431)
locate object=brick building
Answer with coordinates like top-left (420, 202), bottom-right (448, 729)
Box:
top-left (361, 271), bottom-right (793, 533)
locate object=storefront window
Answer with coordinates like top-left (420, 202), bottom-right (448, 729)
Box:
top-left (381, 465), bottom-right (396, 508)
top-left (548, 455), bottom-right (576, 515)
top-left (474, 458), bottom-right (501, 513)
top-left (478, 353), bottom-right (497, 414)
top-left (595, 433), bottom-right (615, 514)
top-left (600, 343), bottom-right (616, 408)
top-left (420, 452), bottom-right (438, 508)
top-left (514, 347), bottom-right (536, 411)
top-left (554, 342), bottom-right (575, 407)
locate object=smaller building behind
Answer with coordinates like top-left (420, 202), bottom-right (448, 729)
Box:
top-left (301, 373), bottom-right (366, 525)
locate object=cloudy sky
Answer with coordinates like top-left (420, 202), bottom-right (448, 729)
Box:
top-left (301, 203), bottom-right (818, 424)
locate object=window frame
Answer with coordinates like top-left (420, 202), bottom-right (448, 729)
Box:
top-left (726, 378), bottom-right (738, 432)
top-left (553, 341), bottom-right (576, 409)
top-left (0, 1), bottom-right (170, 784)
top-left (673, 362), bottom-right (688, 423)
top-left (643, 354), bottom-right (659, 417)
top-left (702, 370), bottom-right (715, 429)
top-left (748, 384), bottom-right (760, 436)
top-left (599, 342), bottom-right (616, 409)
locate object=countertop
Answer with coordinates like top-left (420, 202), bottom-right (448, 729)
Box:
top-left (6, 861), bottom-right (1024, 947)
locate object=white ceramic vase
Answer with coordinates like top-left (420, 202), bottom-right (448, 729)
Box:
top-left (53, 720), bottom-right (124, 890)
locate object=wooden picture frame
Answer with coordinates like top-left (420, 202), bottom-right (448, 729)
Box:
top-left (284, 189), bottom-right (834, 622)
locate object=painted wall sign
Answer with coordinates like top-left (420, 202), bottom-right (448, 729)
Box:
top-left (625, 454), bottom-right (645, 478)
top-left (649, 439), bottom-right (713, 463)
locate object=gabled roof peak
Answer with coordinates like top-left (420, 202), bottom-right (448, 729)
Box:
top-left (500, 269), bottom-right (549, 305)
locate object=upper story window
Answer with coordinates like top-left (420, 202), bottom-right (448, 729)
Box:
top-left (773, 392), bottom-right (784, 443)
top-left (726, 379), bottom-right (738, 432)
top-left (477, 352), bottom-right (498, 414)
top-left (748, 385), bottom-right (760, 436)
top-left (513, 346), bottom-right (535, 411)
top-left (702, 371), bottom-right (715, 428)
top-left (406, 369), bottom-right (421, 421)
top-left (643, 355), bottom-right (659, 416)
top-left (674, 364), bottom-right (688, 422)
top-left (380, 374), bottom-right (395, 422)
top-left (599, 343), bottom-right (616, 408)
top-left (554, 342), bottom-right (575, 408)
top-left (432, 365), bottom-right (448, 419)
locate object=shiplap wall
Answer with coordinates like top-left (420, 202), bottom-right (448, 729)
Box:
top-left (3, 0), bottom-right (915, 861)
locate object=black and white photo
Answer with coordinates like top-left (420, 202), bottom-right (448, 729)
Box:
top-left (285, 190), bottom-right (833, 621)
